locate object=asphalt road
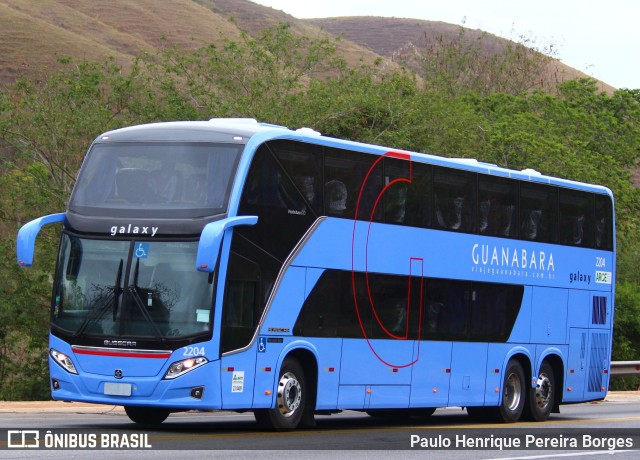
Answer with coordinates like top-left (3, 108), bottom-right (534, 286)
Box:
top-left (1, 395), bottom-right (640, 459)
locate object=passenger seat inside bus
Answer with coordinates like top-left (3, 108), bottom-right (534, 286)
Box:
top-left (325, 180), bottom-right (347, 214)
top-left (149, 168), bottom-right (182, 203)
top-left (114, 168), bottom-right (153, 204)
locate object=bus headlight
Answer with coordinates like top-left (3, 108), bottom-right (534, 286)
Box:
top-left (163, 356), bottom-right (208, 380)
top-left (50, 348), bottom-right (78, 374)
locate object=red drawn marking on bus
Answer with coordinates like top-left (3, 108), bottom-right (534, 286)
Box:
top-left (350, 151), bottom-right (423, 368)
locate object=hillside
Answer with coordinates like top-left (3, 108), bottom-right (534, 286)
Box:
top-left (0, 0), bottom-right (615, 92)
top-left (305, 17), bottom-right (616, 93)
top-left (0, 0), bottom-right (384, 85)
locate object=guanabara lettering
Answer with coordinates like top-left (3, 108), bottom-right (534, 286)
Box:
top-left (471, 243), bottom-right (555, 271)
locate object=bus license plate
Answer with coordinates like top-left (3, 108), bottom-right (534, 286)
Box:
top-left (104, 382), bottom-right (132, 396)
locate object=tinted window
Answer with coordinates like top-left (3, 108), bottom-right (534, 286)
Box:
top-left (324, 148), bottom-right (382, 220)
top-left (366, 272), bottom-right (422, 340)
top-left (384, 157), bottom-right (431, 227)
top-left (559, 189), bottom-right (593, 247)
top-left (293, 270), bottom-right (361, 338)
top-left (270, 140), bottom-right (323, 217)
top-left (478, 175), bottom-right (518, 238)
top-left (594, 194), bottom-right (614, 250)
top-left (433, 167), bottom-right (476, 232)
top-left (70, 142), bottom-right (242, 218)
top-left (295, 270), bottom-right (523, 343)
top-left (469, 282), bottom-right (523, 341)
top-left (424, 279), bottom-right (469, 339)
top-left (519, 183), bottom-right (557, 243)
top-left (239, 145), bottom-right (315, 262)
top-left (221, 252), bottom-right (261, 353)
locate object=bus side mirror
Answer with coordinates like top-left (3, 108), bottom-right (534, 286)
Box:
top-left (196, 215), bottom-right (258, 272)
top-left (16, 213), bottom-right (66, 267)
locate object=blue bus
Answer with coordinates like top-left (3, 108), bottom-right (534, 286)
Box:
top-left (17, 118), bottom-right (615, 430)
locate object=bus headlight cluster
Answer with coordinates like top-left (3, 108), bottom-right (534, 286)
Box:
top-left (50, 348), bottom-right (78, 374)
top-left (164, 356), bottom-right (208, 380)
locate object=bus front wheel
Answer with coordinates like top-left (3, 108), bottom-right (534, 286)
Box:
top-left (523, 361), bottom-right (555, 422)
top-left (493, 359), bottom-right (526, 423)
top-left (254, 357), bottom-right (306, 431)
top-left (124, 406), bottom-right (170, 425)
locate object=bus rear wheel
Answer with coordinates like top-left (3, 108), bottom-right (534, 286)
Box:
top-left (254, 357), bottom-right (306, 431)
top-left (523, 361), bottom-right (555, 422)
top-left (124, 406), bottom-right (170, 425)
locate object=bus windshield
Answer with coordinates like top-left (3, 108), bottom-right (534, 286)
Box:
top-left (52, 234), bottom-right (214, 341)
top-left (69, 142), bottom-right (242, 218)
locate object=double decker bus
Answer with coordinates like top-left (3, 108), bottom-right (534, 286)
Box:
top-left (17, 118), bottom-right (615, 430)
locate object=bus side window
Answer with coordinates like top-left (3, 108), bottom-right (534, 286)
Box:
top-left (221, 252), bottom-right (261, 353)
top-left (367, 273), bottom-right (411, 339)
top-left (324, 148), bottom-right (382, 220)
top-left (243, 155), bottom-right (287, 208)
top-left (433, 167), bottom-right (475, 233)
top-left (270, 140), bottom-right (323, 216)
top-left (239, 144), bottom-right (315, 263)
top-left (425, 279), bottom-right (468, 339)
top-left (293, 270), bottom-right (361, 338)
top-left (520, 183), bottom-right (557, 243)
top-left (383, 158), bottom-right (431, 228)
top-left (471, 284), bottom-right (505, 339)
top-left (559, 189), bottom-right (593, 247)
top-left (478, 175), bottom-right (518, 238)
top-left (594, 194), bottom-right (613, 250)
top-left (470, 282), bottom-right (523, 341)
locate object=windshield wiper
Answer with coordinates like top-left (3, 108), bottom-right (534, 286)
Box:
top-left (112, 259), bottom-right (123, 321)
top-left (73, 290), bottom-right (115, 338)
top-left (127, 258), bottom-right (166, 343)
top-left (75, 259), bottom-right (123, 338)
top-left (127, 285), bottom-right (166, 344)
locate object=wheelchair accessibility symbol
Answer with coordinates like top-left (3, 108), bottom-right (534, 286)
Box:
top-left (258, 337), bottom-right (266, 353)
top-left (134, 242), bottom-right (149, 259)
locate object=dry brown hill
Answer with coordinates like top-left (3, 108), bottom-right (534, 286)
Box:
top-left (305, 16), bottom-right (616, 93)
top-left (0, 0), bottom-right (384, 84)
top-left (0, 0), bottom-right (615, 93)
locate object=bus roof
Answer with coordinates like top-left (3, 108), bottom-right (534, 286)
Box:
top-left (94, 118), bottom-right (612, 197)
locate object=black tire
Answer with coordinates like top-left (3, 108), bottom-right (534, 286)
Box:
top-left (254, 357), bottom-right (306, 431)
top-left (124, 406), bottom-right (170, 425)
top-left (488, 359), bottom-right (526, 423)
top-left (523, 361), bottom-right (555, 422)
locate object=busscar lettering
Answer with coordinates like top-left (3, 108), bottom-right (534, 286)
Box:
top-left (104, 339), bottom-right (137, 347)
top-left (110, 225), bottom-right (158, 237)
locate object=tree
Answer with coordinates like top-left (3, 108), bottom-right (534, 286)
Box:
top-left (136, 23), bottom-right (345, 122)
